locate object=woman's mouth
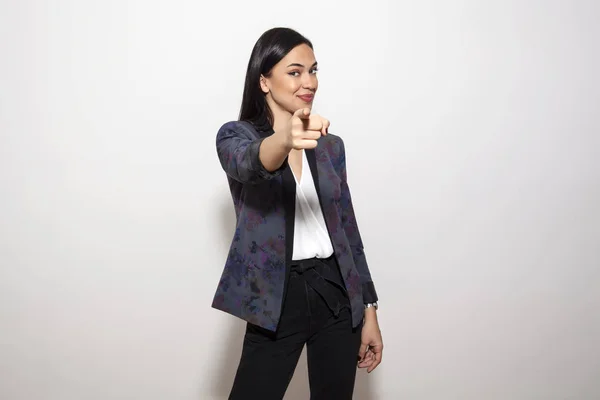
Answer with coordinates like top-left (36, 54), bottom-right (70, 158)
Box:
top-left (298, 94), bottom-right (314, 103)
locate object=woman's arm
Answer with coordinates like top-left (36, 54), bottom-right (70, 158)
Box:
top-left (216, 121), bottom-right (290, 184)
top-left (339, 137), bottom-right (383, 372)
top-left (258, 132), bottom-right (290, 172)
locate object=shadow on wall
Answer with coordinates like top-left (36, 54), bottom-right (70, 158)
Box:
top-left (209, 197), bottom-right (376, 399)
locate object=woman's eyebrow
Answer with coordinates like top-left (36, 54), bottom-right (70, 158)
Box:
top-left (286, 61), bottom-right (318, 68)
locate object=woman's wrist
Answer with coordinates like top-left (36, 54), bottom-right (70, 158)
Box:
top-left (260, 132), bottom-right (291, 172)
top-left (364, 305), bottom-right (378, 321)
top-left (271, 128), bottom-right (293, 153)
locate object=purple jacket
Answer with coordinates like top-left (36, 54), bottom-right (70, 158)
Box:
top-left (211, 121), bottom-right (378, 331)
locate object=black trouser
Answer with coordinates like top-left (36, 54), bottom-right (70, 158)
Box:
top-left (229, 255), bottom-right (362, 400)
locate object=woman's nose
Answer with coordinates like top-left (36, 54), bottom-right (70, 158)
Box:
top-left (302, 73), bottom-right (317, 90)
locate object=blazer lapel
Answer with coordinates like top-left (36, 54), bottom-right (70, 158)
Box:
top-left (305, 149), bottom-right (323, 200)
top-left (281, 165), bottom-right (296, 266)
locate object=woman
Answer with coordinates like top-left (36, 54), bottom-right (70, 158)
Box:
top-left (212, 27), bottom-right (383, 399)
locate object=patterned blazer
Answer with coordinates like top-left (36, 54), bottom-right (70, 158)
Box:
top-left (212, 120), bottom-right (378, 331)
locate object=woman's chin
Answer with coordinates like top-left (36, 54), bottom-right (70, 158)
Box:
top-left (292, 104), bottom-right (313, 112)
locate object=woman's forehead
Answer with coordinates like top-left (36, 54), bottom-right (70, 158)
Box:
top-left (279, 44), bottom-right (316, 66)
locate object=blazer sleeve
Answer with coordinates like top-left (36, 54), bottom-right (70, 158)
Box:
top-left (216, 121), bottom-right (289, 185)
top-left (338, 137), bottom-right (379, 303)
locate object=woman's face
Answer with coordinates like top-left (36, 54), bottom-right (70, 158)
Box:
top-left (261, 44), bottom-right (319, 117)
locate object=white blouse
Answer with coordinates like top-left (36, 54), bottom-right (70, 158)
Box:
top-left (291, 150), bottom-right (335, 261)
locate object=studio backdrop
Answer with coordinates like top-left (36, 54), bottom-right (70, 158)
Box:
top-left (1, 0), bottom-right (599, 399)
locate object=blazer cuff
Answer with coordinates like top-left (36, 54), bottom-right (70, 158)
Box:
top-left (362, 281), bottom-right (378, 304)
top-left (250, 137), bottom-right (289, 180)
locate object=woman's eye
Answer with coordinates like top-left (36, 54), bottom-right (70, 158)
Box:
top-left (288, 69), bottom-right (318, 77)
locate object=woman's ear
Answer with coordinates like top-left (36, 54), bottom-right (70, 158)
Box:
top-left (260, 75), bottom-right (270, 94)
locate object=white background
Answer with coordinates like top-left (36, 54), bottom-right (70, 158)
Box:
top-left (1, 0), bottom-right (599, 399)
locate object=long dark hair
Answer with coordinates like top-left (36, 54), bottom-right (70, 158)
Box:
top-left (239, 27), bottom-right (313, 132)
